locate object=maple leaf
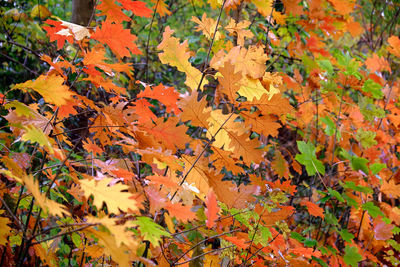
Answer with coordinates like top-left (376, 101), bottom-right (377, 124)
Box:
top-left (295, 141), bottom-right (325, 176)
top-left (131, 98), bottom-right (156, 123)
top-left (91, 19), bottom-right (141, 58)
top-left (137, 84), bottom-right (181, 114)
top-left (224, 236), bottom-right (247, 249)
top-left (365, 53), bottom-right (391, 73)
top-left (387, 36), bottom-right (400, 58)
top-left (56, 20), bottom-right (91, 41)
top-left (117, 0), bottom-right (153, 17)
top-left (80, 177), bottom-right (138, 214)
top-left (374, 221), bottom-right (394, 240)
top-left (259, 205), bottom-right (294, 226)
top-left (381, 180), bottom-right (400, 199)
top-left (158, 26), bottom-right (204, 91)
top-left (205, 190), bottom-right (219, 228)
top-left (241, 111), bottom-right (280, 137)
top-left (328, 0), bottom-right (355, 16)
top-left (343, 246), bottom-right (362, 267)
top-left (13, 74), bottom-right (74, 106)
top-left (282, 0), bottom-right (303, 16)
top-left (300, 200), bottom-right (324, 218)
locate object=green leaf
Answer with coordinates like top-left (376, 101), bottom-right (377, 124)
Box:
top-left (343, 193), bottom-right (358, 208)
top-left (318, 59), bottom-right (334, 74)
top-left (343, 181), bottom-right (373, 194)
top-left (291, 232), bottom-right (305, 242)
top-left (362, 202), bottom-right (384, 218)
top-left (21, 125), bottom-right (54, 153)
top-left (328, 188), bottom-right (345, 202)
top-left (362, 79), bottom-right (383, 99)
top-left (350, 156), bottom-right (369, 174)
top-left (370, 163), bottom-right (386, 175)
top-left (355, 129), bottom-right (377, 149)
top-left (339, 229), bottom-right (354, 243)
top-left (132, 217), bottom-right (171, 246)
top-left (343, 246), bottom-right (362, 267)
top-left (321, 116), bottom-right (339, 138)
top-left (295, 141), bottom-right (325, 176)
top-left (325, 211), bottom-right (338, 226)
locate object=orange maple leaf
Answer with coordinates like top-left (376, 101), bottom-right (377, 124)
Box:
top-left (365, 53), bottom-right (391, 73)
top-left (300, 200), bottom-right (324, 218)
top-left (388, 36), bottom-right (400, 58)
top-left (224, 236), bottom-right (247, 249)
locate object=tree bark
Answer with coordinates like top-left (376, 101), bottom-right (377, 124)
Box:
top-left (71, 0), bottom-right (95, 26)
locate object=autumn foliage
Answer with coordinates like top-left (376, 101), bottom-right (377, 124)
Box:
top-left (1, 0), bottom-right (400, 266)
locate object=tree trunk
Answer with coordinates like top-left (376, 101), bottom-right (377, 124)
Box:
top-left (71, 0), bottom-right (95, 26)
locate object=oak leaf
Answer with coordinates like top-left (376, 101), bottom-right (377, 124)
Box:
top-left (80, 177), bottom-right (138, 214)
top-left (158, 26), bottom-right (204, 91)
top-left (205, 190), bottom-right (219, 228)
top-left (91, 19), bottom-right (141, 58)
top-left (117, 0), bottom-right (153, 17)
top-left (165, 202), bottom-right (196, 223)
top-left (0, 215), bottom-right (11, 246)
top-left (22, 174), bottom-right (70, 217)
top-left (137, 84), bottom-right (181, 115)
top-left (13, 74), bottom-right (74, 106)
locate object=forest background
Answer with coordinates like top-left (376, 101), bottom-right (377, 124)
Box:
top-left (1, 0), bottom-right (400, 266)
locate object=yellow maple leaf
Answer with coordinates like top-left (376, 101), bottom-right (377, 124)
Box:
top-left (158, 26), bottom-right (204, 91)
top-left (80, 177), bottom-right (138, 214)
top-left (13, 74), bottom-right (74, 106)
